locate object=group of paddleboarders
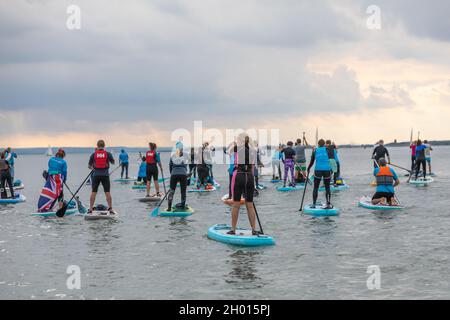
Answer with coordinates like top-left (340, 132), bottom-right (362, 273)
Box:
top-left (0, 147), bottom-right (18, 199)
top-left (409, 140), bottom-right (433, 180)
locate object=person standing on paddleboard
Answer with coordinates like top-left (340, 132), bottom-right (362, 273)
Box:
top-left (188, 147), bottom-right (196, 185)
top-left (228, 134), bottom-right (259, 235)
top-left (371, 140), bottom-right (391, 168)
top-left (166, 144), bottom-right (189, 211)
top-left (271, 144), bottom-right (283, 180)
top-left (281, 141), bottom-right (296, 187)
top-left (145, 142), bottom-right (163, 197)
top-left (0, 150), bottom-right (15, 199)
top-left (414, 140), bottom-right (427, 180)
top-left (4, 147), bottom-right (17, 181)
top-left (409, 140), bottom-right (417, 172)
top-left (424, 140), bottom-right (433, 174)
top-left (307, 139), bottom-right (333, 209)
top-left (88, 140), bottom-right (116, 214)
top-left (294, 136), bottom-right (308, 182)
top-left (225, 142), bottom-right (237, 200)
top-left (119, 149), bottom-right (129, 179)
top-left (372, 158), bottom-right (400, 206)
top-left (326, 140), bottom-right (340, 187)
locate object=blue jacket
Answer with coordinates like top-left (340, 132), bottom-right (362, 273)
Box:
top-left (138, 162), bottom-right (146, 178)
top-left (48, 156), bottom-right (68, 181)
top-left (119, 152), bottom-right (129, 164)
top-left (5, 151), bottom-right (17, 166)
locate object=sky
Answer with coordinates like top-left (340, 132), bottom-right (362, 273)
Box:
top-left (1, 0), bottom-right (449, 148)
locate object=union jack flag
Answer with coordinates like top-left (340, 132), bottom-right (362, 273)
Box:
top-left (38, 174), bottom-right (63, 212)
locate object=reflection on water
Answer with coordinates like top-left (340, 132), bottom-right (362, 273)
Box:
top-left (224, 250), bottom-right (265, 289)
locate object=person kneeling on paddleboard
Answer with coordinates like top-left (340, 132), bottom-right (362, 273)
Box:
top-left (88, 140), bottom-right (116, 214)
top-left (372, 158), bottom-right (400, 206)
top-left (145, 142), bottom-right (163, 197)
top-left (136, 156), bottom-right (147, 184)
top-left (46, 149), bottom-right (67, 210)
top-left (307, 139), bottom-right (333, 209)
top-left (228, 134), bottom-right (260, 235)
top-left (0, 151), bottom-right (15, 199)
top-left (166, 145), bottom-right (189, 211)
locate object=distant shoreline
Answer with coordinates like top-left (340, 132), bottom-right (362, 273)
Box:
top-left (4, 140), bottom-right (449, 155)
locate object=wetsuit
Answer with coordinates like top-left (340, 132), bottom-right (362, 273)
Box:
top-left (373, 166), bottom-right (398, 203)
top-left (372, 145), bottom-right (390, 167)
top-left (89, 149), bottom-right (115, 192)
top-left (327, 146), bottom-right (340, 184)
top-left (168, 152), bottom-right (188, 209)
top-left (231, 145), bottom-right (255, 202)
top-left (307, 147), bottom-right (332, 206)
top-left (228, 152), bottom-right (236, 198)
top-left (0, 159), bottom-right (14, 199)
top-left (196, 148), bottom-right (210, 188)
top-left (281, 146), bottom-right (296, 186)
top-left (415, 145), bottom-right (427, 179)
top-left (119, 151), bottom-right (129, 178)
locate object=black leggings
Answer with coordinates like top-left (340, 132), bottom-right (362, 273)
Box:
top-left (334, 162), bottom-right (341, 184)
top-left (313, 170), bottom-right (331, 205)
top-left (120, 163), bottom-right (129, 178)
top-left (0, 170), bottom-right (14, 199)
top-left (411, 155), bottom-right (416, 172)
top-left (168, 175), bottom-right (187, 208)
top-left (415, 159), bottom-right (426, 178)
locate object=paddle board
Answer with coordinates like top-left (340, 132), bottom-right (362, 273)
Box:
top-left (358, 196), bottom-right (404, 211)
top-left (159, 206), bottom-right (194, 217)
top-left (207, 224), bottom-right (275, 247)
top-left (0, 194), bottom-right (26, 204)
top-left (303, 203), bottom-right (339, 217)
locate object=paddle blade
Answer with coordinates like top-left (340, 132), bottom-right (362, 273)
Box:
top-left (56, 205), bottom-right (67, 217)
top-left (151, 206), bottom-right (160, 217)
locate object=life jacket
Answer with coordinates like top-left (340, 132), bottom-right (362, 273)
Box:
top-left (376, 166), bottom-right (394, 186)
top-left (93, 150), bottom-right (109, 169)
top-left (315, 147), bottom-right (331, 171)
top-left (146, 150), bottom-right (157, 165)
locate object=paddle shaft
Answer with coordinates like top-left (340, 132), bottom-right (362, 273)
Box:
top-left (299, 170), bottom-right (310, 211)
top-left (252, 202), bottom-right (264, 235)
top-left (56, 171), bottom-right (92, 217)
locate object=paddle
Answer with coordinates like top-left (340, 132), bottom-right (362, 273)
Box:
top-left (252, 202), bottom-right (265, 235)
top-left (299, 170), bottom-right (310, 211)
top-left (56, 171), bottom-right (93, 217)
top-left (389, 163), bottom-right (412, 174)
top-left (150, 192), bottom-right (169, 217)
top-left (63, 181), bottom-right (87, 214)
top-left (109, 164), bottom-right (122, 176)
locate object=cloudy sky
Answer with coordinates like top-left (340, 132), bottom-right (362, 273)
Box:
top-left (1, 0), bottom-right (449, 147)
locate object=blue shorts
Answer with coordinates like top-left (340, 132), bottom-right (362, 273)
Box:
top-left (425, 157), bottom-right (431, 163)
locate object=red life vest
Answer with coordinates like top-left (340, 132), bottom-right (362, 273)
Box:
top-left (146, 150), bottom-right (157, 165)
top-left (94, 150), bottom-right (109, 169)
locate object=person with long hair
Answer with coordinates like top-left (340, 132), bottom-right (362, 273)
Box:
top-left (228, 134), bottom-right (260, 235)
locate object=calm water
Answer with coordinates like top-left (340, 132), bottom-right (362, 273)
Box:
top-left (1, 146), bottom-right (449, 300)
